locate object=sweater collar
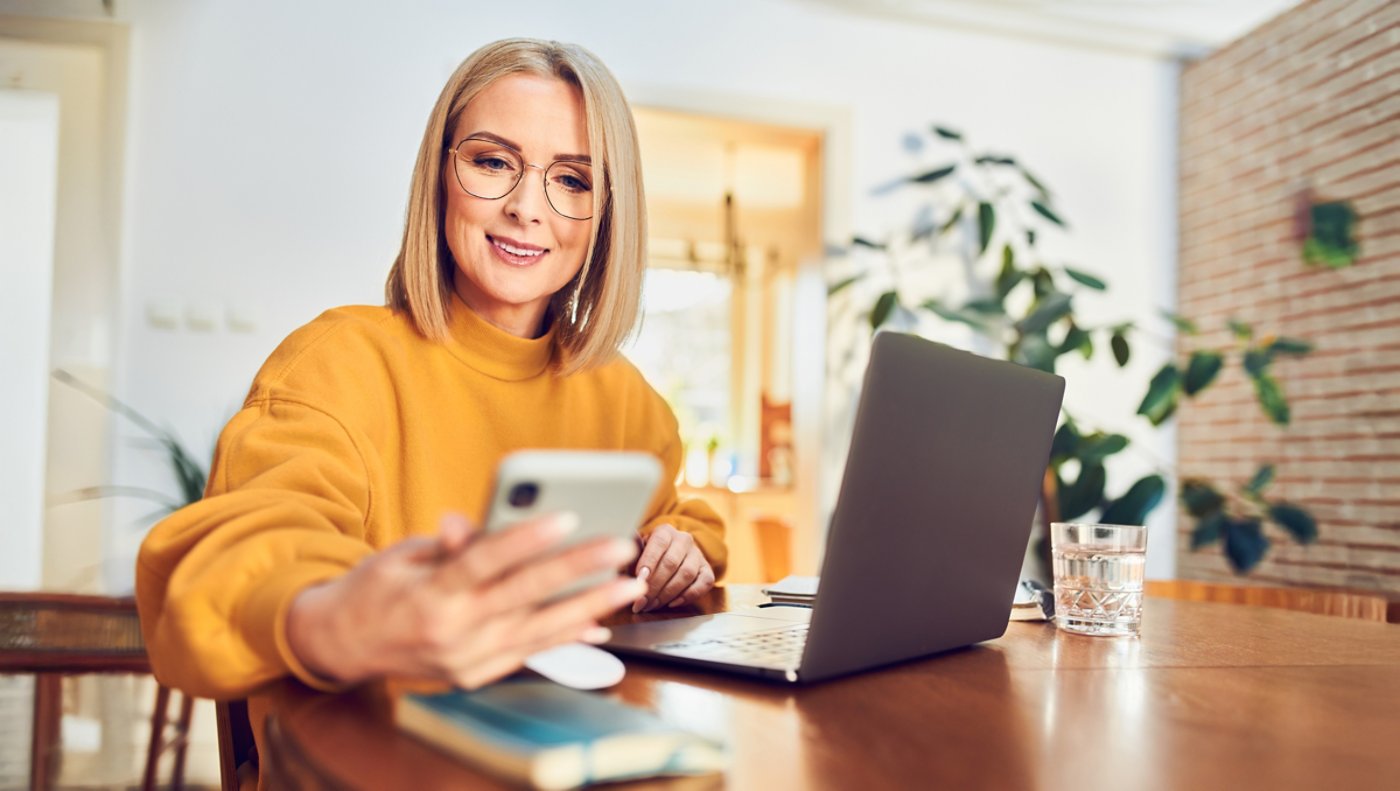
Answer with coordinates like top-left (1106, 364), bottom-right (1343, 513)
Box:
top-left (445, 294), bottom-right (555, 381)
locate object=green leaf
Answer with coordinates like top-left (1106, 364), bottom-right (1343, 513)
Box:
top-left (1183, 350), bottom-right (1224, 396)
top-left (1017, 333), bottom-right (1059, 373)
top-left (1243, 347), bottom-right (1273, 376)
top-left (996, 246), bottom-right (1024, 299)
top-left (974, 155), bottom-right (1016, 166)
top-left (1058, 463), bottom-right (1106, 522)
top-left (1020, 167), bottom-right (1049, 198)
top-left (1253, 373), bottom-right (1290, 425)
top-left (1228, 318), bottom-right (1253, 340)
top-left (1224, 518), bottom-right (1270, 574)
top-left (1029, 269), bottom-right (1054, 298)
top-left (910, 164), bottom-right (957, 185)
top-left (923, 300), bottom-right (991, 332)
top-left (1100, 474), bottom-right (1166, 526)
top-left (851, 236), bottom-right (886, 250)
top-left (1059, 324), bottom-right (1090, 357)
top-left (1269, 503), bottom-right (1318, 544)
top-left (964, 297), bottom-right (1006, 315)
top-left (1031, 200), bottom-right (1065, 227)
top-left (1064, 268), bottom-right (1106, 290)
top-left (1162, 311), bottom-right (1199, 335)
top-left (1180, 480), bottom-right (1225, 518)
top-left (1191, 512), bottom-right (1227, 549)
top-left (1111, 331), bottom-right (1131, 367)
top-left (871, 291), bottom-right (898, 330)
top-left (1050, 421), bottom-right (1080, 462)
top-left (1026, 229), bottom-right (1037, 247)
top-left (939, 205), bottom-right (964, 235)
top-left (1269, 337), bottom-right (1313, 355)
top-left (1016, 292), bottom-right (1073, 335)
top-left (1244, 464), bottom-right (1276, 496)
top-left (827, 274), bottom-right (861, 297)
top-left (1303, 200), bottom-right (1359, 269)
top-left (1137, 363), bottom-right (1181, 426)
top-left (1079, 433), bottom-right (1130, 464)
top-left (932, 125), bottom-right (962, 141)
top-left (977, 202), bottom-right (996, 257)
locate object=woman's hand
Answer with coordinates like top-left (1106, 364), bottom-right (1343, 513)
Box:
top-left (285, 512), bottom-right (644, 689)
top-left (632, 523), bottom-right (715, 612)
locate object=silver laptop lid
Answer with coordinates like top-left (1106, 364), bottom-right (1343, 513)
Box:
top-left (797, 332), bottom-right (1065, 682)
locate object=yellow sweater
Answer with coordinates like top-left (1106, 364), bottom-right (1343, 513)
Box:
top-left (135, 301), bottom-right (725, 701)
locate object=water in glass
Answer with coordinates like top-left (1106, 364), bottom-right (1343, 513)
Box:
top-left (1053, 545), bottom-right (1146, 636)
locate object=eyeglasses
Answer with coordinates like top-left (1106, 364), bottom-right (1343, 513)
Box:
top-left (446, 137), bottom-right (594, 221)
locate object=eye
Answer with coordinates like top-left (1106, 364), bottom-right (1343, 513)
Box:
top-left (473, 154), bottom-right (517, 173)
top-left (550, 168), bottom-right (593, 194)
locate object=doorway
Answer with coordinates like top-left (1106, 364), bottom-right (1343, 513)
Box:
top-left (628, 107), bottom-right (824, 582)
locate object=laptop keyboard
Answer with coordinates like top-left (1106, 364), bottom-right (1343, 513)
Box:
top-left (656, 623), bottom-right (809, 668)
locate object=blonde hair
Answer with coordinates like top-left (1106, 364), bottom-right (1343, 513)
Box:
top-left (385, 38), bottom-right (646, 375)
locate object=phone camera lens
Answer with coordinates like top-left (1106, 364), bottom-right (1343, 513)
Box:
top-left (507, 483), bottom-right (539, 508)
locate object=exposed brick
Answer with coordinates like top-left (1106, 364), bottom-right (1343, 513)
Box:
top-left (1178, 0), bottom-right (1399, 594)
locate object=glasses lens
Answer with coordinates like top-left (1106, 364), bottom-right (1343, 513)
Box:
top-left (544, 161), bottom-right (594, 220)
top-left (454, 140), bottom-right (523, 200)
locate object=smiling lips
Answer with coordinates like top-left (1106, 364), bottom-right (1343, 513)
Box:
top-left (488, 234), bottom-right (548, 266)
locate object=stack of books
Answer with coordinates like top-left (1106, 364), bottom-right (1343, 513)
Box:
top-left (761, 575), bottom-right (818, 605)
top-left (396, 679), bottom-right (726, 790)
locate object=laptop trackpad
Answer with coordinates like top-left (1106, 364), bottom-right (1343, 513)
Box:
top-left (608, 607), bottom-right (811, 649)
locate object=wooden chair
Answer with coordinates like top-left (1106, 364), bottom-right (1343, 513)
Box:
top-left (216, 698), bottom-right (255, 791)
top-left (0, 592), bottom-right (195, 791)
top-left (753, 516), bottom-right (793, 583)
top-left (1145, 580), bottom-right (1393, 623)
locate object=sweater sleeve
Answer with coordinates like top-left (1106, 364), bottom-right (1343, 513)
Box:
top-left (637, 408), bottom-right (728, 580)
top-left (135, 396), bottom-right (376, 699)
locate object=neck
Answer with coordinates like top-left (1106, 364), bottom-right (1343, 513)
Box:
top-left (452, 276), bottom-right (549, 339)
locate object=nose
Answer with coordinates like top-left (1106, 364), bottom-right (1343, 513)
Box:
top-left (502, 163), bottom-right (550, 224)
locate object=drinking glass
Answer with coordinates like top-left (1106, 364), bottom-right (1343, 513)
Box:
top-left (1051, 522), bottom-right (1147, 636)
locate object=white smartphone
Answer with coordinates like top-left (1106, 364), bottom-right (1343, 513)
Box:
top-left (483, 450), bottom-right (663, 598)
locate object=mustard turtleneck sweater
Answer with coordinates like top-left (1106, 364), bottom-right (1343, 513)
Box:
top-left (135, 301), bottom-right (726, 701)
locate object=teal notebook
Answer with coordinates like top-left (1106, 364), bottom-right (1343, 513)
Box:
top-left (396, 680), bottom-right (727, 789)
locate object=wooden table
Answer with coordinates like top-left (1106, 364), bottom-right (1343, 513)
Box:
top-left (260, 587), bottom-right (1400, 790)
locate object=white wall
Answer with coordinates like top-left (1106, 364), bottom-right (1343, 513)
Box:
top-left (0, 88), bottom-right (58, 591)
top-left (109, 0), bottom-right (1180, 577)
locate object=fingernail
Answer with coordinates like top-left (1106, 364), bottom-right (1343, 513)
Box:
top-left (668, 599), bottom-right (685, 608)
top-left (638, 567), bottom-right (651, 582)
top-left (582, 626), bottom-right (611, 644)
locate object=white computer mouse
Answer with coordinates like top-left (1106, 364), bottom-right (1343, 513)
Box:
top-left (523, 642), bottom-right (626, 690)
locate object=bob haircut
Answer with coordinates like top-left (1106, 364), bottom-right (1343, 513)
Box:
top-left (385, 38), bottom-right (646, 375)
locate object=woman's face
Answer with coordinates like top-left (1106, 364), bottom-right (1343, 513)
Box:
top-left (441, 73), bottom-right (594, 338)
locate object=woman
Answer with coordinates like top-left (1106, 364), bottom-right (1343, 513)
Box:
top-left (135, 35), bottom-right (725, 767)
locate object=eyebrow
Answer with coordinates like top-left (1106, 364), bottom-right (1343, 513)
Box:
top-left (464, 130), bottom-right (592, 165)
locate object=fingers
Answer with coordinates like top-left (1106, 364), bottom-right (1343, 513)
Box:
top-left (431, 511), bottom-right (578, 588)
top-left (633, 525), bottom-right (676, 612)
top-left (670, 563), bottom-right (716, 608)
top-left (636, 528), bottom-right (701, 611)
top-left (476, 536), bottom-right (637, 616)
top-left (446, 577), bottom-right (644, 690)
top-left (517, 576), bottom-right (646, 647)
top-left (653, 551), bottom-right (701, 609)
top-left (633, 524), bottom-right (673, 579)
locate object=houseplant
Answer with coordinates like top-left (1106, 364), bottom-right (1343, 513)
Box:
top-left (828, 125), bottom-right (1316, 574)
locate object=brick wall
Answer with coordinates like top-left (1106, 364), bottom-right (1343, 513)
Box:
top-left (1176, 0), bottom-right (1398, 592)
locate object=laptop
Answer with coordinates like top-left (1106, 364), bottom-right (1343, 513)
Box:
top-left (606, 331), bottom-right (1065, 683)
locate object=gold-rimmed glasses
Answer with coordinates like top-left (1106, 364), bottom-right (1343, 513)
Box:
top-left (447, 137), bottom-right (594, 221)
